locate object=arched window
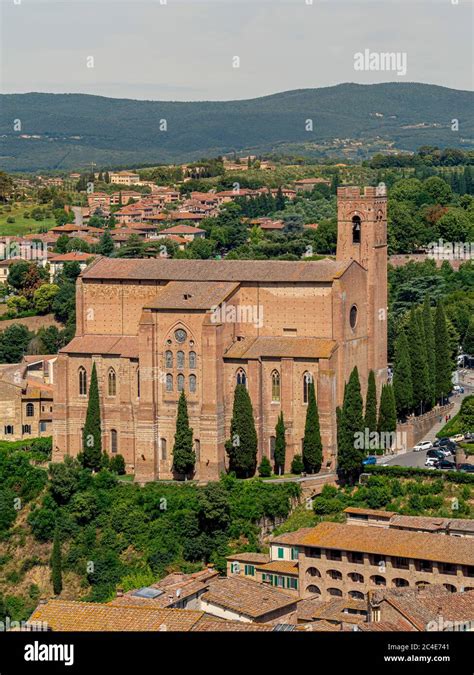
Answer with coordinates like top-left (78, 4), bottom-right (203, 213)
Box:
top-left (370, 575), bottom-right (386, 587)
top-left (327, 588), bottom-right (343, 598)
top-left (26, 403), bottom-right (34, 417)
top-left (306, 585), bottom-right (321, 595)
top-left (177, 373), bottom-right (185, 392)
top-left (136, 368), bottom-right (140, 398)
top-left (110, 429), bottom-right (118, 454)
top-left (306, 567), bottom-right (321, 578)
top-left (78, 367), bottom-right (87, 396)
top-left (269, 436), bottom-right (276, 460)
top-left (327, 569), bottom-right (342, 581)
top-left (4, 425), bottom-right (14, 435)
top-left (177, 351), bottom-right (185, 369)
top-left (443, 584), bottom-right (457, 593)
top-left (161, 438), bottom-right (167, 460)
top-left (165, 351), bottom-right (173, 369)
top-left (349, 304), bottom-right (358, 330)
top-left (22, 424), bottom-right (31, 435)
top-left (349, 590), bottom-right (365, 600)
top-left (393, 578), bottom-right (409, 588)
top-left (189, 351), bottom-right (196, 369)
top-left (271, 370), bottom-right (280, 402)
top-left (189, 374), bottom-right (197, 393)
top-left (303, 372), bottom-right (312, 403)
top-left (352, 215), bottom-right (361, 244)
top-left (194, 439), bottom-right (200, 461)
top-left (108, 368), bottom-right (117, 397)
top-left (236, 369), bottom-right (247, 386)
top-left (348, 572), bottom-right (364, 584)
top-left (166, 374), bottom-right (173, 392)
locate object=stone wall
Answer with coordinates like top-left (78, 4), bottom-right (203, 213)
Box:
top-left (396, 403), bottom-right (454, 449)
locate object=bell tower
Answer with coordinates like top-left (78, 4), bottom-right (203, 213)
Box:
top-left (336, 184), bottom-right (388, 389)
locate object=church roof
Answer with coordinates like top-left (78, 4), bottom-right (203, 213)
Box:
top-left (61, 335), bottom-right (138, 358)
top-left (145, 281), bottom-right (239, 310)
top-left (224, 336), bottom-right (337, 360)
top-left (81, 257), bottom-right (351, 283)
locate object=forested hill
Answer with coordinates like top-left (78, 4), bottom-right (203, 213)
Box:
top-left (1, 83), bottom-right (473, 171)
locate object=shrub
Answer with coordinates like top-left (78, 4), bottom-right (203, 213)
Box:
top-left (258, 456), bottom-right (272, 477)
top-left (291, 454), bottom-right (304, 474)
top-left (109, 454), bottom-right (126, 475)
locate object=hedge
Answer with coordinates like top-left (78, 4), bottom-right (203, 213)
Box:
top-left (365, 464), bottom-right (474, 485)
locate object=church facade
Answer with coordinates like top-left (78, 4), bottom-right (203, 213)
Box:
top-left (52, 185), bottom-right (388, 481)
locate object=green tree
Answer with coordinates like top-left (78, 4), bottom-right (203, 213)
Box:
top-left (364, 370), bottom-right (377, 432)
top-left (172, 391), bottom-right (195, 478)
top-left (82, 363), bottom-right (102, 470)
top-left (377, 384), bottom-right (397, 451)
top-left (274, 412), bottom-right (286, 475)
top-left (302, 381), bottom-right (323, 474)
top-left (258, 456), bottom-right (272, 477)
top-left (97, 231), bottom-right (115, 256)
top-left (337, 367), bottom-right (364, 482)
top-left (407, 308), bottom-right (430, 413)
top-left (51, 525), bottom-right (63, 596)
top-left (434, 301), bottom-right (454, 403)
top-left (291, 454), bottom-right (304, 474)
top-left (422, 295), bottom-right (436, 404)
top-left (226, 384), bottom-right (257, 478)
top-left (33, 284), bottom-right (59, 314)
top-left (463, 317), bottom-right (474, 356)
top-left (393, 330), bottom-right (413, 418)
top-left (0, 324), bottom-right (32, 363)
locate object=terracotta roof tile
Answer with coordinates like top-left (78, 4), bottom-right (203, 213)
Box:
top-left (61, 335), bottom-right (138, 358)
top-left (224, 337), bottom-right (337, 360)
top-left (227, 553), bottom-right (271, 564)
top-left (201, 577), bottom-right (297, 619)
top-left (257, 561), bottom-right (299, 575)
top-left (145, 281), bottom-right (239, 310)
top-left (81, 257), bottom-right (352, 283)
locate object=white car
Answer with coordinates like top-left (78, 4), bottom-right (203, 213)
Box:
top-left (425, 457), bottom-right (438, 467)
top-left (450, 434), bottom-right (465, 443)
top-left (413, 440), bottom-right (433, 452)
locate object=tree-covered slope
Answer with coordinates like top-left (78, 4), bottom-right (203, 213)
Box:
top-left (1, 83), bottom-right (472, 171)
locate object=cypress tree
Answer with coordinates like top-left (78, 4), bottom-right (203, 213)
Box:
top-left (416, 308), bottom-right (431, 410)
top-left (377, 384), bottom-right (397, 451)
top-left (393, 330), bottom-right (413, 419)
top-left (274, 412), bottom-right (286, 475)
top-left (463, 317), bottom-right (474, 356)
top-left (337, 367), bottom-right (364, 482)
top-left (226, 384), bottom-right (258, 478)
top-left (434, 301), bottom-right (453, 404)
top-left (172, 391), bottom-right (195, 478)
top-left (82, 363), bottom-right (102, 470)
top-left (51, 525), bottom-right (62, 596)
top-left (407, 308), bottom-right (430, 414)
top-left (364, 370), bottom-right (377, 433)
top-left (275, 186), bottom-right (285, 211)
top-left (422, 295), bottom-right (436, 405)
top-left (302, 381), bottom-right (323, 474)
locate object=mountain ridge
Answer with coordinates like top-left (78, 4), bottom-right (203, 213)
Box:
top-left (1, 83), bottom-right (473, 171)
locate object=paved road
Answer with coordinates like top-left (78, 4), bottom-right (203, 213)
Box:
top-left (379, 369), bottom-right (472, 469)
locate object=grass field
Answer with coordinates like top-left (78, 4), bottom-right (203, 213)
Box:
top-left (0, 202), bottom-right (56, 237)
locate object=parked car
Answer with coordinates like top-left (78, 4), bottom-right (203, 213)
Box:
top-left (438, 447), bottom-right (454, 457)
top-left (458, 464), bottom-right (474, 473)
top-left (413, 440), bottom-right (433, 452)
top-left (362, 455), bottom-right (377, 466)
top-left (450, 434), bottom-right (465, 443)
top-left (452, 385), bottom-right (464, 394)
top-left (425, 457), bottom-right (439, 467)
top-left (463, 432), bottom-right (474, 441)
top-left (434, 459), bottom-right (456, 470)
top-left (427, 448), bottom-right (446, 460)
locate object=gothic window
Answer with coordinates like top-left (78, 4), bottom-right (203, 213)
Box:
top-left (166, 374), bottom-right (173, 392)
top-left (177, 351), bottom-right (185, 369)
top-left (177, 373), bottom-right (185, 392)
top-left (352, 215), bottom-right (361, 244)
top-left (22, 424), bottom-right (31, 435)
top-left (303, 372), bottom-right (313, 403)
top-left (189, 374), bottom-right (197, 393)
top-left (194, 439), bottom-right (200, 461)
top-left (136, 368), bottom-right (140, 398)
top-left (236, 368), bottom-right (247, 386)
top-left (269, 436), bottom-right (276, 460)
top-left (110, 429), bottom-right (118, 454)
top-left (108, 368), bottom-right (117, 397)
top-left (165, 351), bottom-right (173, 369)
top-left (271, 370), bottom-right (281, 402)
top-left (4, 425), bottom-right (14, 435)
top-left (189, 351), bottom-right (196, 369)
top-left (26, 403), bottom-right (34, 417)
top-left (161, 438), bottom-right (167, 460)
top-left (78, 367), bottom-right (87, 396)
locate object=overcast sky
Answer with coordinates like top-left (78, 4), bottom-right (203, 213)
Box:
top-left (1, 0), bottom-right (472, 100)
